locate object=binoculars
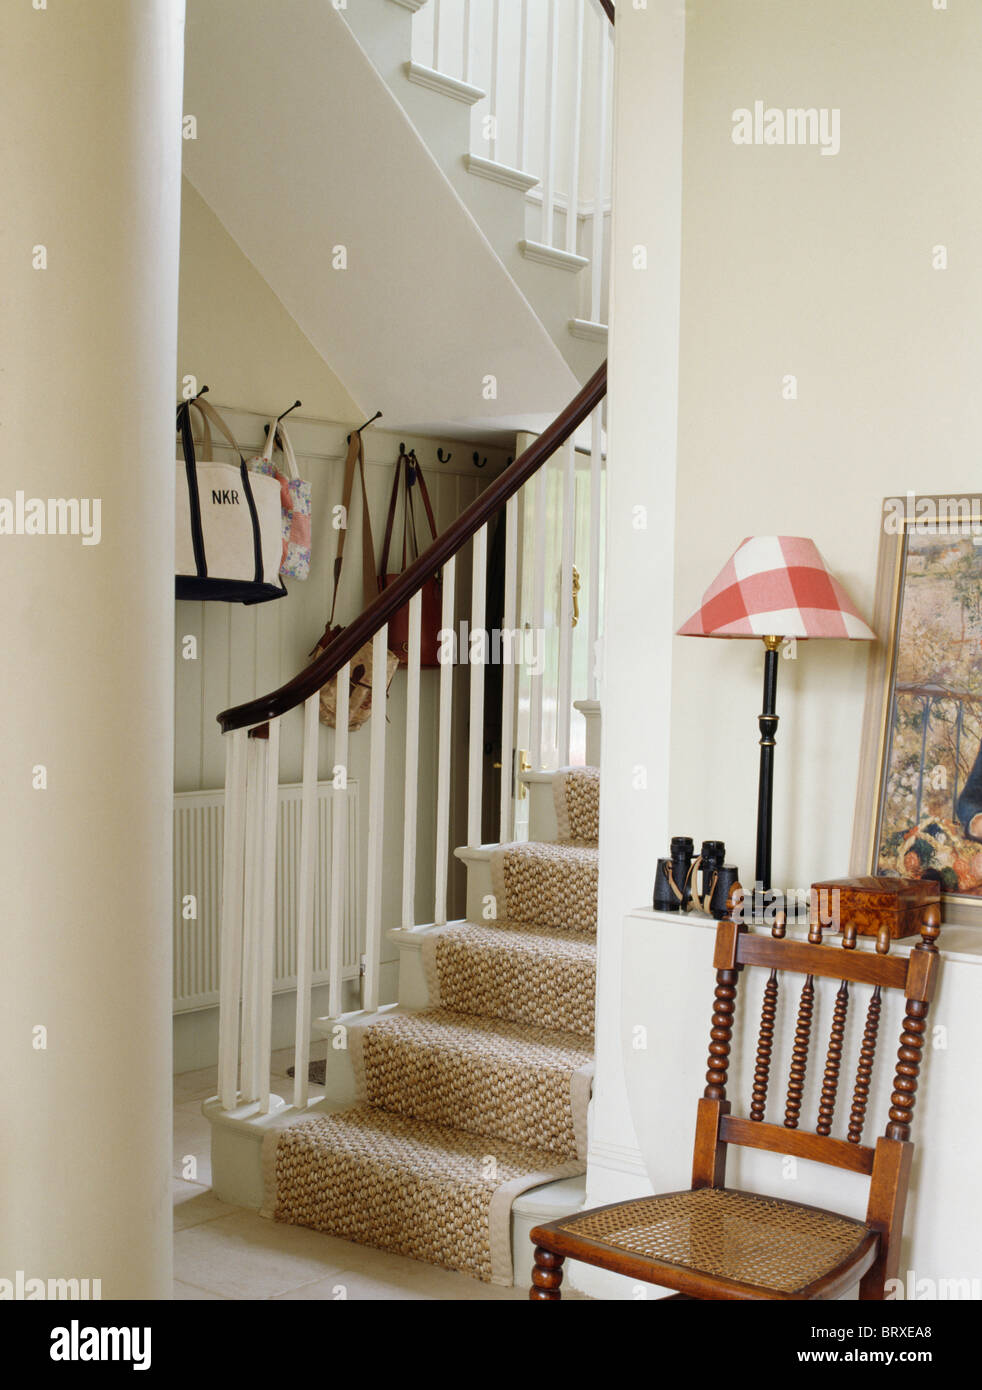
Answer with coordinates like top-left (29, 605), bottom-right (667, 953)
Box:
top-left (653, 837), bottom-right (739, 920)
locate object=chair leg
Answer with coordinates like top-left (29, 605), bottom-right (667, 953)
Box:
top-left (530, 1246), bottom-right (565, 1300)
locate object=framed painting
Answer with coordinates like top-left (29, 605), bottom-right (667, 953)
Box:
top-left (852, 494), bottom-right (982, 926)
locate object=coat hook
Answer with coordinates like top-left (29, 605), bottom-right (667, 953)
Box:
top-left (472, 451), bottom-right (488, 469)
top-left (265, 399), bottom-right (302, 436)
top-left (437, 447), bottom-right (453, 464)
top-left (347, 409), bottom-right (383, 444)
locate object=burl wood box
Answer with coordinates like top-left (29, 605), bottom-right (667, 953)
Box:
top-left (809, 877), bottom-right (941, 955)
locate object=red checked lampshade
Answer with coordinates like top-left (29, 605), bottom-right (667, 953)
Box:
top-left (678, 536), bottom-right (876, 641)
top-left (678, 536), bottom-right (875, 895)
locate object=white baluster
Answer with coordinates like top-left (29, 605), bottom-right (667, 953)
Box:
top-left (517, 0), bottom-right (530, 171)
top-left (293, 694), bottom-right (319, 1111)
top-left (218, 728), bottom-right (248, 1110)
top-left (239, 736), bottom-right (263, 1103)
top-left (489, 0), bottom-right (500, 163)
top-left (566, 1), bottom-right (585, 257)
top-left (432, 0), bottom-right (441, 71)
top-left (588, 403), bottom-right (604, 701)
top-left (328, 664), bottom-right (350, 1020)
top-left (434, 554), bottom-right (456, 926)
top-left (402, 593), bottom-right (422, 928)
top-left (541, 0), bottom-right (559, 246)
top-left (462, 0), bottom-right (472, 83)
top-left (499, 493), bottom-right (519, 841)
top-left (557, 441), bottom-right (576, 767)
top-left (529, 465), bottom-right (547, 769)
top-left (591, 15), bottom-right (611, 324)
top-left (468, 525), bottom-right (487, 847)
top-left (363, 628), bottom-right (389, 1013)
top-left (257, 718), bottom-right (280, 1113)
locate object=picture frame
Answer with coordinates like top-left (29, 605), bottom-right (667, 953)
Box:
top-left (851, 493), bottom-right (982, 927)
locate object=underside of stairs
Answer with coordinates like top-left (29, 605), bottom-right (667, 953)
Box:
top-left (259, 766), bottom-right (600, 1286)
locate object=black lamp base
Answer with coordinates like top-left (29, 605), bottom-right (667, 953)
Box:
top-left (755, 635), bottom-right (782, 894)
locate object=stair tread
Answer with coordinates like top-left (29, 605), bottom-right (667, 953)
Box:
top-left (439, 920), bottom-right (596, 960)
top-left (283, 1102), bottom-right (580, 1182)
top-left (362, 1006), bottom-right (593, 1068)
top-left (499, 840), bottom-right (598, 862)
top-left (269, 1103), bottom-right (585, 1284)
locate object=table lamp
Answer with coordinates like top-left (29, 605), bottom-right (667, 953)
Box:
top-left (678, 536), bottom-right (876, 892)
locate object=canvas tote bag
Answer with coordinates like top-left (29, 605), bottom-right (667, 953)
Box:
top-left (252, 419), bottom-right (312, 581)
top-left (310, 430), bottom-right (398, 731)
top-left (381, 448), bottom-right (443, 667)
top-left (176, 399), bottom-right (286, 604)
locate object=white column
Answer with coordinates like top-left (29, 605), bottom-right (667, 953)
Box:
top-left (0, 0), bottom-right (184, 1300)
top-left (579, 0), bottom-right (686, 1297)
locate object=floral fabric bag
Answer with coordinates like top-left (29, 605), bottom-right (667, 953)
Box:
top-left (252, 419), bottom-right (312, 580)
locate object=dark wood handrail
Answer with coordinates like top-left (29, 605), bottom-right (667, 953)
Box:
top-left (218, 361), bottom-right (607, 732)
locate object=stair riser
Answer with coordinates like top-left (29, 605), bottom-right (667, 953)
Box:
top-left (360, 1034), bottom-right (584, 1158)
top-left (432, 940), bottom-right (595, 1039)
top-left (527, 777), bottom-right (559, 842)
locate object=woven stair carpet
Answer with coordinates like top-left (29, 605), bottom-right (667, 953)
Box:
top-left (263, 765), bottom-right (599, 1285)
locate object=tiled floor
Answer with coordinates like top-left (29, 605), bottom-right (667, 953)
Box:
top-left (172, 1055), bottom-right (554, 1301)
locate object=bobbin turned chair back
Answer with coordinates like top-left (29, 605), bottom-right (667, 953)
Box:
top-left (697, 897), bottom-right (943, 1299)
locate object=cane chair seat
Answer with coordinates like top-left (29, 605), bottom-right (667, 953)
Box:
top-left (536, 1186), bottom-right (877, 1298)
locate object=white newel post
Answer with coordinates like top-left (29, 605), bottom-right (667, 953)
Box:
top-left (0, 1), bottom-right (185, 1299)
top-left (576, 1), bottom-right (686, 1297)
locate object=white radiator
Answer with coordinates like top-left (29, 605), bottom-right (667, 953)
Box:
top-left (173, 781), bottom-right (360, 1012)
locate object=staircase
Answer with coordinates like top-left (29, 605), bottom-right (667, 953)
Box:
top-left (262, 764), bottom-right (599, 1285)
top-left (182, 0), bottom-right (610, 434)
top-left (198, 0), bottom-right (615, 1293)
top-left (342, 0), bottom-right (613, 381)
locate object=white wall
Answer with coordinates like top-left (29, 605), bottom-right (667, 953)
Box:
top-left (178, 180), bottom-right (361, 423)
top-left (590, 0), bottom-right (982, 1298)
top-left (578, 2), bottom-right (686, 1302)
top-left (671, 0), bottom-right (982, 894)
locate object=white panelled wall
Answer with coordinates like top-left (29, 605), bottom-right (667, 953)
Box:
top-left (174, 412), bottom-right (511, 1069)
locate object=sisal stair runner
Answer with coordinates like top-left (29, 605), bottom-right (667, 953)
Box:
top-left (262, 765), bottom-right (599, 1284)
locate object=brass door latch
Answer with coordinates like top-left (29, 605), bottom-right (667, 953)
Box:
top-left (494, 749), bottom-right (532, 799)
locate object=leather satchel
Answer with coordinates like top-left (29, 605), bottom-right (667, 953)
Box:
top-left (380, 448), bottom-right (443, 667)
top-left (311, 431), bottom-right (397, 731)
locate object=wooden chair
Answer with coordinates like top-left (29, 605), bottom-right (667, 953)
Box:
top-left (530, 898), bottom-right (943, 1300)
